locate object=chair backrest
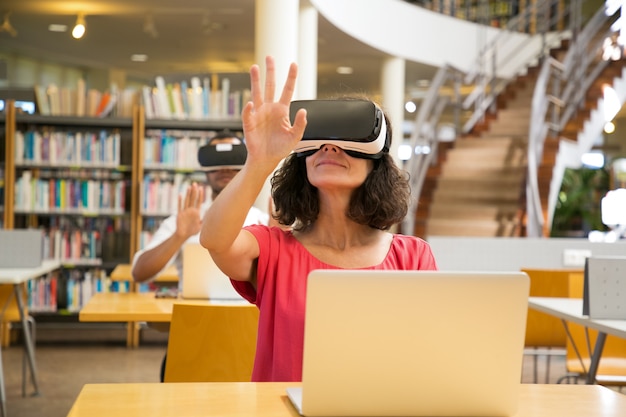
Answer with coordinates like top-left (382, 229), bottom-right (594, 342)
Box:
top-left (522, 268), bottom-right (578, 348)
top-left (164, 303), bottom-right (259, 382)
top-left (566, 272), bottom-right (626, 382)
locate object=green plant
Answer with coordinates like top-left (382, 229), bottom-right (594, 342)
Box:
top-left (550, 167), bottom-right (610, 237)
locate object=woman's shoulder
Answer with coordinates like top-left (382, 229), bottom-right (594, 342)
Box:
top-left (244, 224), bottom-right (296, 242)
top-left (388, 233), bottom-right (437, 270)
top-left (391, 233), bottom-right (430, 247)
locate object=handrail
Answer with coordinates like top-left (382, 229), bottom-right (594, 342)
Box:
top-left (401, 0), bottom-right (575, 236)
top-left (525, 4), bottom-right (617, 237)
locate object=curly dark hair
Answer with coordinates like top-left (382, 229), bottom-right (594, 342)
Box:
top-left (270, 109), bottom-right (410, 231)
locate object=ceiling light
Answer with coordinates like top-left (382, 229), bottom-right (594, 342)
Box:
top-left (143, 14), bottom-right (158, 38)
top-left (131, 54), bottom-right (148, 62)
top-left (0, 12), bottom-right (17, 37)
top-left (48, 24), bottom-right (67, 32)
top-left (336, 66), bottom-right (353, 75)
top-left (72, 13), bottom-right (86, 39)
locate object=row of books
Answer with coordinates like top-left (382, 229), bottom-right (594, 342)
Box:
top-left (141, 172), bottom-right (209, 216)
top-left (14, 171), bottom-right (127, 214)
top-left (42, 228), bottom-right (103, 263)
top-left (26, 272), bottom-right (58, 313)
top-left (26, 268), bottom-right (129, 313)
top-left (64, 268), bottom-right (128, 312)
top-left (142, 75), bottom-right (249, 120)
top-left (34, 80), bottom-right (138, 118)
top-left (15, 130), bottom-right (122, 167)
top-left (144, 129), bottom-right (223, 169)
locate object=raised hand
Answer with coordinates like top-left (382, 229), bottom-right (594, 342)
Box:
top-left (175, 182), bottom-right (205, 239)
top-left (241, 56), bottom-right (308, 171)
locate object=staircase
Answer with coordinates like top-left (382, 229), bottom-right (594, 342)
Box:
top-left (416, 71), bottom-right (537, 238)
top-left (416, 51), bottom-right (626, 240)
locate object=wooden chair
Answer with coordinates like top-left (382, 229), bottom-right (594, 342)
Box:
top-left (163, 303), bottom-right (259, 382)
top-left (521, 269), bottom-right (577, 383)
top-left (558, 272), bottom-right (626, 390)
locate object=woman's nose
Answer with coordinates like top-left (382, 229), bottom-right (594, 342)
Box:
top-left (321, 143), bottom-right (340, 153)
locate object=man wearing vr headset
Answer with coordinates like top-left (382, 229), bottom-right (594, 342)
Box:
top-left (199, 56), bottom-right (437, 382)
top-left (131, 131), bottom-right (269, 285)
top-left (131, 131), bottom-right (270, 381)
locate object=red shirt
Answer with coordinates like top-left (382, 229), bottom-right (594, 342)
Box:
top-left (231, 225), bottom-right (438, 382)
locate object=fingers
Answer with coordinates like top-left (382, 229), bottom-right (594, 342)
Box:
top-left (292, 108), bottom-right (308, 138)
top-left (180, 183), bottom-right (204, 211)
top-left (184, 184), bottom-right (193, 208)
top-left (249, 64), bottom-right (261, 107)
top-left (278, 62), bottom-right (298, 105)
top-left (195, 185), bottom-right (205, 208)
top-left (264, 55), bottom-right (276, 103)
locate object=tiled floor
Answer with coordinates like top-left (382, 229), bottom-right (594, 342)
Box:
top-left (0, 336), bottom-right (622, 417)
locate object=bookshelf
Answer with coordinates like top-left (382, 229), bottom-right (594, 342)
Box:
top-left (10, 111), bottom-right (135, 318)
top-left (2, 100), bottom-right (243, 346)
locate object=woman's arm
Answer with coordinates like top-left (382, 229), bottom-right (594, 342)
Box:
top-left (200, 56), bottom-right (306, 283)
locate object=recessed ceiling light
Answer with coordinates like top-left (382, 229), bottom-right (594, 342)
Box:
top-left (336, 66), bottom-right (353, 75)
top-left (48, 24), bottom-right (67, 32)
top-left (131, 54), bottom-right (148, 62)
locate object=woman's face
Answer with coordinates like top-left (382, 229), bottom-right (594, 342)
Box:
top-left (305, 144), bottom-right (374, 191)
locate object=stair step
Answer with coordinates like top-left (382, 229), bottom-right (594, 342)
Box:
top-left (426, 219), bottom-right (518, 237)
top-left (432, 187), bottom-right (521, 202)
top-left (445, 151), bottom-right (526, 163)
top-left (428, 203), bottom-right (520, 219)
top-left (436, 177), bottom-right (523, 191)
top-left (455, 137), bottom-right (523, 147)
top-left (440, 165), bottom-right (526, 177)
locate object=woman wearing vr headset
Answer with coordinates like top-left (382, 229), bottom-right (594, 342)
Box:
top-left (199, 56), bottom-right (437, 382)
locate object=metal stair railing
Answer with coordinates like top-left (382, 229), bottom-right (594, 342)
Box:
top-left (402, 0), bottom-right (575, 236)
top-left (526, 3), bottom-right (618, 237)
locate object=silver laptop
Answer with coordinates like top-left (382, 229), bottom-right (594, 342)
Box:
top-left (181, 243), bottom-right (245, 301)
top-left (0, 229), bottom-right (43, 268)
top-left (287, 270), bottom-right (530, 417)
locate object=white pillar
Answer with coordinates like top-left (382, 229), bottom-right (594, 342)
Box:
top-left (254, 0), bottom-right (300, 212)
top-left (381, 56), bottom-right (405, 166)
top-left (298, 0), bottom-right (318, 100)
top-left (255, 0), bottom-right (299, 100)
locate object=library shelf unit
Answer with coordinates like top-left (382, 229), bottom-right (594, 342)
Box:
top-left (2, 100), bottom-right (242, 347)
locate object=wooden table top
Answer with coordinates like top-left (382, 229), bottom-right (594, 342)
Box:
top-left (79, 291), bottom-right (249, 322)
top-left (110, 263), bottom-right (179, 282)
top-left (66, 382), bottom-right (626, 417)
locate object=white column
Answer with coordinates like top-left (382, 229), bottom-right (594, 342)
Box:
top-left (255, 0), bottom-right (299, 100)
top-left (381, 56), bottom-right (405, 166)
top-left (298, 0), bottom-right (318, 100)
top-left (254, 0), bottom-right (300, 212)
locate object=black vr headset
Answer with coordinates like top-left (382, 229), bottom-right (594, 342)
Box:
top-left (197, 142), bottom-right (247, 171)
top-left (290, 99), bottom-right (390, 159)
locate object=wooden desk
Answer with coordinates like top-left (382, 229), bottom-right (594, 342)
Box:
top-left (66, 382), bottom-right (626, 417)
top-left (528, 297), bottom-right (626, 384)
top-left (0, 259), bottom-right (61, 416)
top-left (90, 264), bottom-right (178, 347)
top-left (79, 292), bottom-right (248, 346)
top-left (110, 264), bottom-right (179, 283)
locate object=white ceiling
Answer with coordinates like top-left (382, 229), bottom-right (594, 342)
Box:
top-left (0, 0), bottom-right (438, 99)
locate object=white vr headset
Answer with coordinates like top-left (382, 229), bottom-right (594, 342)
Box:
top-left (290, 99), bottom-right (390, 159)
top-left (197, 142), bottom-right (247, 171)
